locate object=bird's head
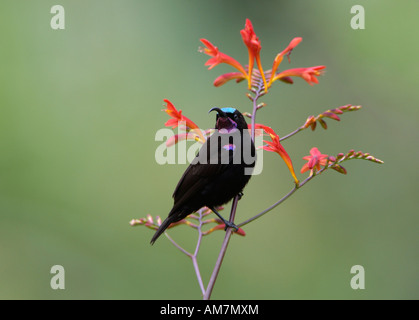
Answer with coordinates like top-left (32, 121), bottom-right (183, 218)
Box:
top-left (209, 107), bottom-right (248, 133)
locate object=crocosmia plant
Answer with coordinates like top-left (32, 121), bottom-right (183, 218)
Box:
top-left (131, 19), bottom-right (383, 300)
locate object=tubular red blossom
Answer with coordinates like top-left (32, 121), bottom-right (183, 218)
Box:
top-left (199, 39), bottom-right (248, 76)
top-left (250, 124), bottom-right (299, 184)
top-left (273, 66), bottom-right (326, 86)
top-left (240, 19), bottom-right (268, 91)
top-left (163, 99), bottom-right (198, 130)
top-left (165, 132), bottom-right (204, 147)
top-left (200, 20), bottom-right (326, 90)
top-left (163, 99), bottom-right (205, 142)
top-left (240, 19), bottom-right (261, 56)
top-left (213, 72), bottom-right (247, 87)
top-left (282, 37), bottom-right (303, 60)
top-left (252, 123), bottom-right (277, 140)
top-left (301, 147), bottom-right (329, 174)
top-left (205, 221), bottom-right (246, 236)
top-left (268, 37), bottom-right (302, 87)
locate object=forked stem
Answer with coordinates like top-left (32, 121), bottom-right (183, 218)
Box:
top-left (203, 80), bottom-right (264, 300)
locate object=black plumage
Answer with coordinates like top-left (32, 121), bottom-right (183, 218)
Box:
top-left (151, 108), bottom-right (255, 244)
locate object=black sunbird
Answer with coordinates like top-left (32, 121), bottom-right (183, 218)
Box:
top-left (151, 107), bottom-right (255, 244)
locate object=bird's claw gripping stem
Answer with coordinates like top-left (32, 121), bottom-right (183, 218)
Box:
top-left (209, 206), bottom-right (239, 232)
top-left (223, 220), bottom-right (239, 232)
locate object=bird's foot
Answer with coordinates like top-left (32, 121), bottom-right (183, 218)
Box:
top-left (237, 192), bottom-right (244, 200)
top-left (223, 220), bottom-right (239, 232)
top-left (209, 206), bottom-right (239, 232)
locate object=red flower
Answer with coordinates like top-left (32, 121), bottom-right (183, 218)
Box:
top-left (205, 220), bottom-right (246, 236)
top-left (301, 147), bottom-right (329, 174)
top-left (165, 132), bottom-right (204, 147)
top-left (268, 37), bottom-right (302, 87)
top-left (272, 66), bottom-right (326, 86)
top-left (213, 72), bottom-right (247, 87)
top-left (199, 39), bottom-right (248, 76)
top-left (240, 19), bottom-right (268, 91)
top-left (163, 99), bottom-right (205, 142)
top-left (200, 19), bottom-right (326, 90)
top-left (251, 124), bottom-right (299, 184)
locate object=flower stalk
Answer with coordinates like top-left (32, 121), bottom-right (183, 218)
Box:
top-left (132, 18), bottom-right (383, 300)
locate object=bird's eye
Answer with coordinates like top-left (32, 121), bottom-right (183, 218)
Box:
top-left (234, 114), bottom-right (238, 119)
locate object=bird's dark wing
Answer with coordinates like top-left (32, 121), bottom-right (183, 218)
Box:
top-left (173, 162), bottom-right (228, 202)
top-left (171, 138), bottom-right (233, 212)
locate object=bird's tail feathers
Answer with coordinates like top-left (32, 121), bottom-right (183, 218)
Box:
top-left (150, 216), bottom-right (174, 245)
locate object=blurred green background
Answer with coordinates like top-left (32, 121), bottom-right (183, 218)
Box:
top-left (1, 0), bottom-right (418, 300)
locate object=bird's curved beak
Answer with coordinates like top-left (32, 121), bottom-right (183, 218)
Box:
top-left (209, 107), bottom-right (228, 118)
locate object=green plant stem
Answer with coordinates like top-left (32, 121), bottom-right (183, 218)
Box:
top-left (280, 126), bottom-right (304, 142)
top-left (237, 164), bottom-right (333, 227)
top-left (203, 80), bottom-right (264, 300)
top-left (203, 195), bottom-right (239, 300)
top-left (193, 210), bottom-right (206, 295)
top-left (166, 209), bottom-right (206, 296)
